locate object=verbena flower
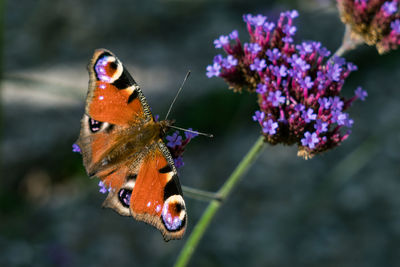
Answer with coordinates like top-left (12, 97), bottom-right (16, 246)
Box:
top-left (337, 0), bottom-right (400, 53)
top-left (98, 181), bottom-right (111, 194)
top-left (166, 132), bottom-right (183, 147)
top-left (206, 10), bottom-right (367, 158)
top-left (72, 143), bottom-right (81, 153)
top-left (165, 129), bottom-right (198, 168)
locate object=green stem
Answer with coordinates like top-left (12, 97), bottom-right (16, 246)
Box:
top-left (181, 185), bottom-right (222, 202)
top-left (174, 136), bottom-right (266, 267)
top-left (331, 24), bottom-right (363, 59)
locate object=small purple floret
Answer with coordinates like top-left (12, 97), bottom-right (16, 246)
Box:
top-left (272, 65), bottom-right (288, 77)
top-left (294, 103), bottom-right (305, 112)
top-left (166, 132), bottom-right (182, 148)
top-left (206, 63), bottom-right (221, 78)
top-left (315, 119), bottom-right (328, 133)
top-left (302, 108), bottom-right (317, 123)
top-left (355, 86), bottom-right (368, 101)
top-left (289, 54), bottom-right (310, 72)
top-left (184, 128), bottom-right (199, 139)
top-left (283, 25), bottom-right (297, 36)
top-left (392, 19), bottom-right (400, 34)
top-left (326, 63), bottom-right (342, 82)
top-left (267, 90), bottom-right (285, 107)
top-left (299, 76), bottom-right (314, 89)
top-left (287, 10), bottom-right (299, 19)
top-left (246, 43), bottom-right (262, 55)
top-left (98, 181), bottom-right (110, 194)
top-left (330, 96), bottom-right (344, 111)
top-left (263, 22), bottom-right (275, 32)
top-left (222, 55), bottom-right (238, 68)
top-left (331, 111), bottom-right (349, 126)
top-left (229, 30), bottom-right (239, 39)
top-left (256, 83), bottom-right (267, 94)
top-left (248, 14), bottom-right (267, 26)
top-left (382, 1), bottom-right (398, 16)
top-left (301, 131), bottom-right (319, 149)
top-left (213, 54), bottom-right (223, 64)
top-left (296, 42), bottom-right (313, 55)
top-left (250, 58), bottom-right (267, 71)
top-left (252, 110), bottom-right (265, 122)
top-left (72, 143), bottom-right (81, 153)
top-left (318, 97), bottom-right (331, 110)
top-left (214, 35), bottom-right (229, 48)
top-left (332, 56), bottom-right (346, 66)
top-left (262, 119), bottom-right (279, 135)
top-left (174, 157), bottom-right (184, 169)
top-left (266, 48), bottom-right (281, 62)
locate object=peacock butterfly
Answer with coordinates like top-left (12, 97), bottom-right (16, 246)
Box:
top-left (75, 49), bottom-right (187, 241)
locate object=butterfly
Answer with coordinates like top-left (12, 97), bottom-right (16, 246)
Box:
top-left (75, 49), bottom-right (187, 241)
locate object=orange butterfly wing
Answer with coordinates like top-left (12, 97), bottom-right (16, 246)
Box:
top-left (130, 141), bottom-right (186, 241)
top-left (77, 49), bottom-right (152, 175)
top-left (86, 49), bottom-right (150, 126)
top-left (76, 49), bottom-right (187, 240)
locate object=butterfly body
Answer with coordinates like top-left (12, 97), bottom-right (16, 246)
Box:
top-left (76, 49), bottom-right (186, 241)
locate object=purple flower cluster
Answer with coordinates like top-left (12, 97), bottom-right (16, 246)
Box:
top-left (165, 129), bottom-right (198, 168)
top-left (337, 0), bottom-right (400, 53)
top-left (206, 11), bottom-right (367, 158)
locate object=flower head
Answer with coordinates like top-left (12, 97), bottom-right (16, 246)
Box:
top-left (337, 0), bottom-right (400, 53)
top-left (206, 10), bottom-right (366, 158)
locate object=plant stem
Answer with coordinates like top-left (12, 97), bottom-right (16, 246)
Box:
top-left (332, 24), bottom-right (363, 58)
top-left (174, 136), bottom-right (266, 267)
top-left (181, 185), bottom-right (222, 202)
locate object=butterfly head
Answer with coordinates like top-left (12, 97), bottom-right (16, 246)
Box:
top-left (158, 119), bottom-right (175, 138)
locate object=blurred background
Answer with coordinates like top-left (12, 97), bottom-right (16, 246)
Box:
top-left (2, 0), bottom-right (400, 266)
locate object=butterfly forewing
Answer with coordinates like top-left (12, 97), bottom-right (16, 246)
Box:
top-left (86, 49), bottom-right (152, 125)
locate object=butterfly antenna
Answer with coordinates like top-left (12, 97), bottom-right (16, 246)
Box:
top-left (165, 71), bottom-right (191, 121)
top-left (169, 125), bottom-right (213, 138)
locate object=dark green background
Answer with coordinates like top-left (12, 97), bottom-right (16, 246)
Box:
top-left (2, 0), bottom-right (400, 266)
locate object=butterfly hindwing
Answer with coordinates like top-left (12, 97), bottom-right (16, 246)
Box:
top-left (101, 141), bottom-right (187, 241)
top-left (130, 141), bottom-right (186, 241)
